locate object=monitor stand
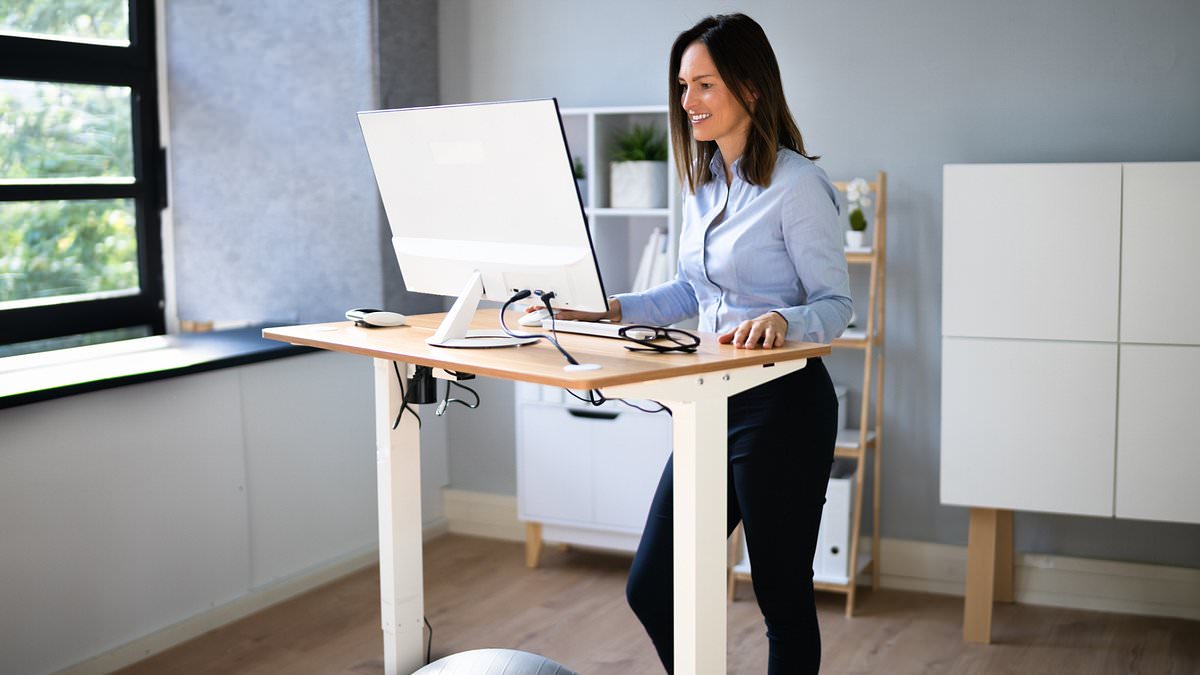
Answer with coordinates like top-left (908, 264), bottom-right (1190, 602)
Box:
top-left (427, 271), bottom-right (538, 348)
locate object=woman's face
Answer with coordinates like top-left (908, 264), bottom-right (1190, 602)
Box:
top-left (677, 41), bottom-right (751, 147)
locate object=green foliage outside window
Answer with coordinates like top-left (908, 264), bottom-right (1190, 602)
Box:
top-left (0, 200), bottom-right (138, 303)
top-left (0, 78), bottom-right (139, 305)
top-left (0, 0), bottom-right (129, 44)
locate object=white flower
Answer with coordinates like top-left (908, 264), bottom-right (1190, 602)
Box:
top-left (845, 177), bottom-right (873, 210)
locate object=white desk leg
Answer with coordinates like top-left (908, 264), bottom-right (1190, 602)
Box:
top-left (670, 396), bottom-right (728, 675)
top-left (374, 359), bottom-right (425, 675)
top-left (607, 363), bottom-right (805, 675)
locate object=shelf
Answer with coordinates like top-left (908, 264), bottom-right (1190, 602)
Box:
top-left (834, 428), bottom-right (877, 457)
top-left (586, 207), bottom-right (670, 218)
top-left (561, 105), bottom-right (668, 116)
top-left (845, 248), bottom-right (876, 264)
top-left (812, 553), bottom-right (874, 591)
top-left (732, 552), bottom-right (872, 591)
top-left (833, 329), bottom-right (872, 349)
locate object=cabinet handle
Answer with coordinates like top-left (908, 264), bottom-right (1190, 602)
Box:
top-left (567, 408), bottom-right (620, 421)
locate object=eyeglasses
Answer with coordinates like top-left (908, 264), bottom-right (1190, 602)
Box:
top-left (618, 325), bottom-right (701, 354)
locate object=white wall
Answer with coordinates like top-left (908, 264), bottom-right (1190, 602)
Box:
top-left (0, 352), bottom-right (449, 675)
top-left (436, 0), bottom-right (1200, 569)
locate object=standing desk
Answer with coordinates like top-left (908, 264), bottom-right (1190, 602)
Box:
top-left (264, 310), bottom-right (830, 675)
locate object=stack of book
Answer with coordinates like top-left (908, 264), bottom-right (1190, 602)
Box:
top-left (631, 228), bottom-right (671, 293)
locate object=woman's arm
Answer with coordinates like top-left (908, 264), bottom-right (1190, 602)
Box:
top-left (776, 170), bottom-right (854, 344)
top-left (611, 257), bottom-right (699, 326)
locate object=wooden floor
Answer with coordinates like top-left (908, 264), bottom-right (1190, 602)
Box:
top-left (116, 534), bottom-right (1200, 675)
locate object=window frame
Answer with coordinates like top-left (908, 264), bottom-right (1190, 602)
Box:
top-left (0, 0), bottom-right (166, 346)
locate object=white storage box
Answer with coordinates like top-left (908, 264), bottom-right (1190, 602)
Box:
top-left (814, 459), bottom-right (855, 583)
top-left (735, 458), bottom-right (855, 583)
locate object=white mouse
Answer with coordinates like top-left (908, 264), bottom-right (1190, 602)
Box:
top-left (346, 308), bottom-right (407, 327)
top-left (518, 308), bottom-right (553, 326)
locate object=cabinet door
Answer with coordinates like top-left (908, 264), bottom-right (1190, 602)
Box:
top-left (942, 163), bottom-right (1121, 342)
top-left (517, 404), bottom-right (593, 524)
top-left (1116, 345), bottom-right (1200, 524)
top-left (592, 409), bottom-right (672, 530)
top-left (1120, 162), bottom-right (1200, 344)
top-left (940, 337), bottom-right (1117, 516)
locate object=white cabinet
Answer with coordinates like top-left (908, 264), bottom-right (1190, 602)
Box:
top-left (940, 337), bottom-right (1117, 516)
top-left (1116, 345), bottom-right (1200, 524)
top-left (516, 391), bottom-right (672, 552)
top-left (1120, 163), bottom-right (1200, 344)
top-left (941, 161), bottom-right (1199, 525)
top-left (518, 404), bottom-right (594, 524)
top-left (942, 163), bottom-right (1122, 342)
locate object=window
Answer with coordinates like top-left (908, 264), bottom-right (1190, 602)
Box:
top-left (0, 0), bottom-right (165, 355)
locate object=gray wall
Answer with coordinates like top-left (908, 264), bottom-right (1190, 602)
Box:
top-left (437, 0), bottom-right (1200, 568)
top-left (167, 0), bottom-right (382, 324)
top-left (376, 0), bottom-right (447, 315)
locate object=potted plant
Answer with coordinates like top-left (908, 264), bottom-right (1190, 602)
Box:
top-left (573, 155), bottom-right (587, 207)
top-left (609, 124), bottom-right (668, 208)
top-left (845, 177), bottom-right (872, 248)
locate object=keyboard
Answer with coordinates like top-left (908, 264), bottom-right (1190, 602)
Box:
top-left (541, 319), bottom-right (657, 341)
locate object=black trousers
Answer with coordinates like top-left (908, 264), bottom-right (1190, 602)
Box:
top-left (626, 358), bottom-right (838, 675)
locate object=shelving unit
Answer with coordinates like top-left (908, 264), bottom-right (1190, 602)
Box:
top-left (728, 171), bottom-right (888, 618)
top-left (518, 106), bottom-right (681, 566)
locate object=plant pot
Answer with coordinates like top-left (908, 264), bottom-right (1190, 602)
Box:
top-left (845, 230), bottom-right (866, 248)
top-left (610, 161), bottom-right (667, 209)
top-left (575, 178), bottom-right (587, 207)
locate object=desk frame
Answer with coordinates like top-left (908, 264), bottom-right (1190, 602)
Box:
top-left (266, 314), bottom-right (828, 675)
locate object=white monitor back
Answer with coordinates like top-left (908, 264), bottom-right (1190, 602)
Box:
top-left (358, 99), bottom-right (607, 311)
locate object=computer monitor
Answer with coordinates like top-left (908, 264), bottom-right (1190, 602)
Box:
top-left (357, 98), bottom-right (606, 347)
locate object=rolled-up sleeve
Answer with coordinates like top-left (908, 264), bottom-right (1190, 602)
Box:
top-left (776, 172), bottom-right (854, 344)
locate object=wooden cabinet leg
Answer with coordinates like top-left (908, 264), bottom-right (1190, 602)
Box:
top-left (525, 522), bottom-right (543, 568)
top-left (964, 507), bottom-right (1003, 643)
top-left (994, 509), bottom-right (1014, 603)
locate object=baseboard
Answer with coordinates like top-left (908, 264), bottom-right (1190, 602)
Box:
top-left (880, 538), bottom-right (1200, 621)
top-left (442, 488), bottom-right (526, 542)
top-left (443, 489), bottom-right (1200, 622)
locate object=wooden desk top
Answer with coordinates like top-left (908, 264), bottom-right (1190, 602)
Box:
top-left (263, 311), bottom-right (830, 390)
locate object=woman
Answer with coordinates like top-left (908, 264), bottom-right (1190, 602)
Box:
top-left (539, 13), bottom-right (850, 674)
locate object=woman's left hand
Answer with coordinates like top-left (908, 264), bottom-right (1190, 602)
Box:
top-left (718, 312), bottom-right (789, 349)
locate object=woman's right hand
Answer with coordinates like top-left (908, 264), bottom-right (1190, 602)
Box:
top-left (526, 298), bottom-right (622, 323)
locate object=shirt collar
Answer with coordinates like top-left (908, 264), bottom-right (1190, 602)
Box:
top-left (708, 150), bottom-right (742, 182)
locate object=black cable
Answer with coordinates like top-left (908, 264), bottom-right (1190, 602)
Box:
top-left (448, 380), bottom-right (480, 407)
top-left (424, 616), bottom-right (433, 664)
top-left (613, 397), bottom-right (671, 415)
top-left (498, 290), bottom-right (582, 366)
top-left (436, 378), bottom-right (480, 416)
top-left (561, 387), bottom-right (669, 414)
top-left (565, 388), bottom-right (604, 406)
top-left (392, 361), bottom-right (422, 430)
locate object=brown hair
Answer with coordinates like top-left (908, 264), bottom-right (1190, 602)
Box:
top-left (668, 13), bottom-right (817, 192)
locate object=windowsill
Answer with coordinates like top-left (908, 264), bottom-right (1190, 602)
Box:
top-left (0, 326), bottom-right (315, 410)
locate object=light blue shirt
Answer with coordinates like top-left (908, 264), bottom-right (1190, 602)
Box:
top-left (614, 149), bottom-right (853, 344)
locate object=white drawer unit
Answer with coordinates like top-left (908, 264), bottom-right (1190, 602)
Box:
top-left (942, 163), bottom-right (1122, 343)
top-left (940, 337), bottom-right (1117, 516)
top-left (1120, 162), bottom-right (1200, 345)
top-left (516, 385), bottom-right (672, 557)
top-left (942, 161), bottom-right (1200, 525)
top-left (942, 161), bottom-right (1200, 644)
top-left (1115, 344), bottom-right (1200, 524)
